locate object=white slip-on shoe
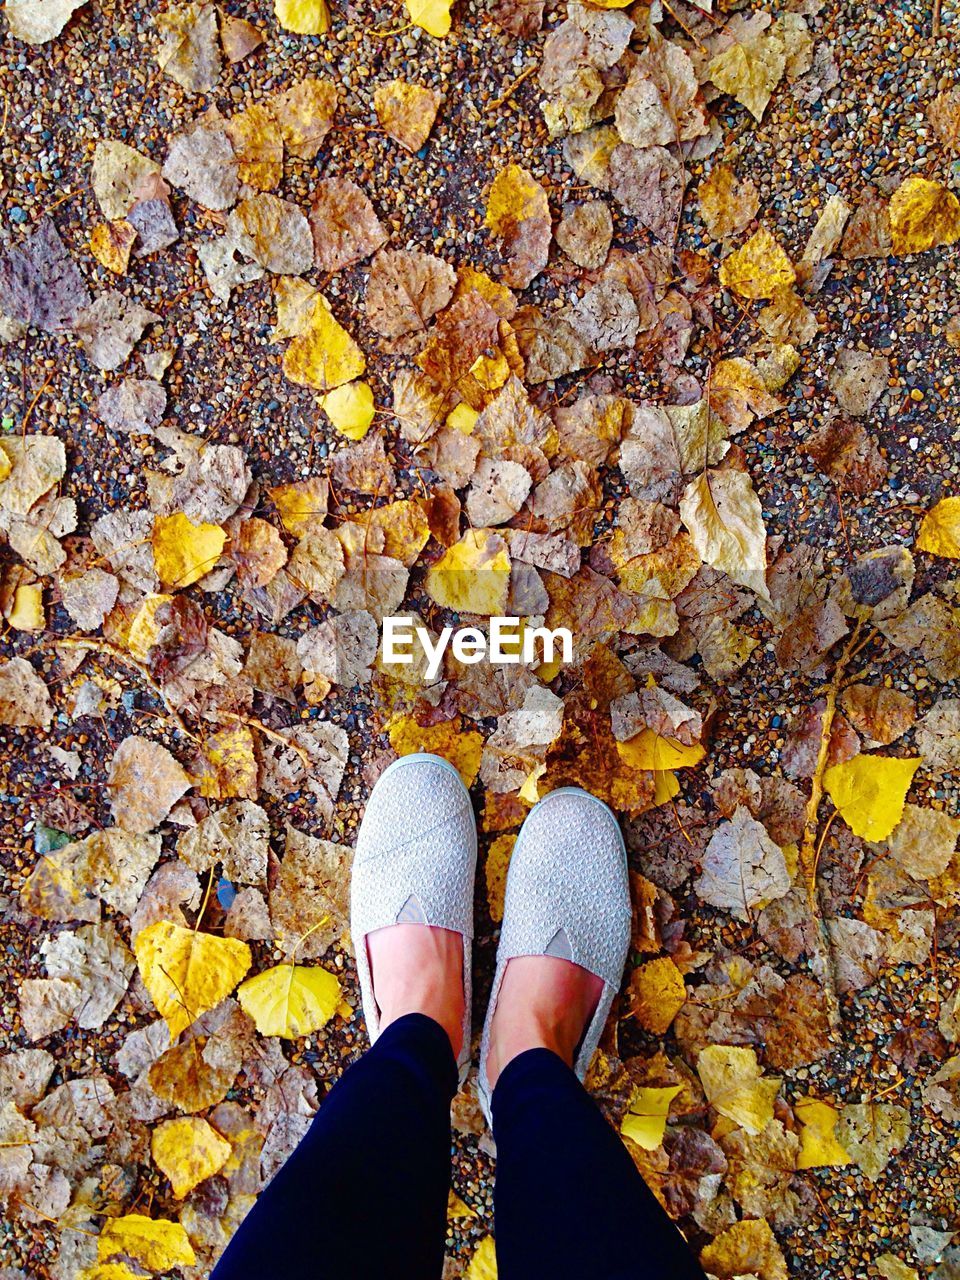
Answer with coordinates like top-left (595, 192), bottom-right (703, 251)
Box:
top-left (478, 786), bottom-right (631, 1124)
top-left (351, 752), bottom-right (477, 1083)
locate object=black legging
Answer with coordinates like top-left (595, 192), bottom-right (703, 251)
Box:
top-left (211, 1013), bottom-right (707, 1280)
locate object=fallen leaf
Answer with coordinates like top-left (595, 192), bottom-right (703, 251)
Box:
top-left (97, 377), bottom-right (167, 436)
top-left (836, 1101), bottom-right (910, 1180)
top-left (156, 2), bottom-right (220, 92)
top-left (0, 218), bottom-right (91, 332)
top-left (425, 528), bottom-right (511, 615)
top-left (162, 113), bottom-right (239, 211)
top-left (885, 803), bottom-right (960, 880)
top-left (225, 104), bottom-right (283, 191)
top-left (719, 227), bottom-right (796, 299)
top-left (388, 714), bottom-right (483, 786)
top-left (794, 1097), bottom-right (852, 1169)
top-left (917, 496), bottom-right (960, 559)
top-left (134, 920), bottom-right (251, 1039)
top-left (270, 824), bottom-right (352, 959)
top-left (365, 249), bottom-right (456, 339)
top-left (823, 754), bottom-right (921, 842)
top-left (406, 0), bottom-right (452, 37)
top-left (152, 512), bottom-right (226, 588)
top-left (269, 77), bottom-right (338, 159)
top-left (237, 963), bottom-right (341, 1037)
top-left (5, 0), bottom-right (87, 42)
top-left (829, 348), bottom-right (889, 416)
top-left (97, 1215), bottom-right (196, 1271)
top-left (90, 219), bottom-right (138, 274)
top-left (876, 1255), bottom-right (920, 1280)
top-left (486, 164), bottom-right (551, 288)
top-left (695, 806), bottom-right (791, 920)
top-left (151, 1115), bottom-right (230, 1197)
top-left (840, 683), bottom-right (915, 748)
top-left (228, 193), bottom-right (313, 274)
top-left (373, 80), bottom-right (441, 152)
top-left (309, 178), bottom-right (387, 274)
top-left (628, 956), bottom-right (686, 1034)
top-left (699, 1216), bottom-right (788, 1280)
top-left (889, 176), bottom-right (960, 255)
top-left (699, 162), bottom-right (760, 240)
top-left (107, 735), bottom-right (192, 833)
top-left (74, 292), bottom-right (160, 371)
top-left (708, 30), bottom-right (787, 122)
top-left (282, 293), bottom-right (366, 391)
top-left (0, 656), bottom-right (53, 728)
top-left (274, 0), bottom-right (329, 34)
top-left (679, 469), bottom-right (769, 598)
top-left (697, 1044), bottom-right (781, 1135)
top-left (621, 1084), bottom-right (683, 1151)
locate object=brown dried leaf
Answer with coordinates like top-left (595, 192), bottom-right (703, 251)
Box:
top-left (365, 249), bottom-right (456, 340)
top-left (107, 735), bottom-right (192, 834)
top-left (309, 178), bottom-right (387, 274)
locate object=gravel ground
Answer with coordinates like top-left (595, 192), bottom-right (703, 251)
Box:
top-left (2, 0), bottom-right (960, 1276)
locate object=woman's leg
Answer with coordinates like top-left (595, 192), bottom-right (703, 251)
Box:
top-left (212, 1011), bottom-right (458, 1280)
top-left (492, 1045), bottom-right (707, 1280)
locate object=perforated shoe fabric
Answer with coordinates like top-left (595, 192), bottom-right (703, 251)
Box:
top-left (478, 787), bottom-right (631, 1123)
top-left (351, 752), bottom-right (477, 1081)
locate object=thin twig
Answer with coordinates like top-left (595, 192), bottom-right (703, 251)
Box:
top-left (486, 64), bottom-right (538, 114)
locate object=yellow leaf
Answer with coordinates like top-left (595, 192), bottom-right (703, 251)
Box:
top-left (719, 226), bottom-right (795, 299)
top-left (465, 1236), bottom-right (498, 1280)
top-left (708, 33), bottom-right (786, 123)
top-left (621, 1084), bottom-right (683, 1151)
top-left (135, 921), bottom-right (251, 1041)
top-left (447, 403), bottom-right (479, 434)
top-left (373, 80), bottom-right (440, 153)
top-left (270, 476), bottom-right (328, 536)
top-left (876, 1254), bottom-right (921, 1280)
top-left (424, 528), bottom-right (510, 615)
top-left (127, 593), bottom-right (175, 660)
top-left (355, 499), bottom-right (431, 567)
top-left (697, 1044), bottom-right (781, 1135)
top-left (519, 762), bottom-right (544, 804)
top-left (700, 1218), bottom-right (788, 1280)
top-left (322, 381), bottom-right (375, 440)
top-left (97, 1215), bottom-right (196, 1270)
top-left (388, 713), bottom-right (483, 787)
top-left (889, 176), bottom-right (960, 255)
top-left (274, 0), bottom-right (330, 33)
top-left (916, 495), bottom-right (960, 559)
top-left (79, 1265), bottom-right (144, 1280)
top-left (795, 1097), bottom-right (852, 1169)
top-left (8, 583), bottom-right (43, 631)
top-left (273, 276), bottom-right (322, 340)
top-left (283, 295), bottom-right (366, 391)
top-left (652, 770), bottom-right (680, 806)
top-left (195, 723), bottom-right (259, 800)
top-left (486, 165), bottom-right (549, 233)
top-left (448, 1189), bottom-right (476, 1220)
top-left (485, 834), bottom-right (516, 923)
top-left (90, 220), bottom-right (137, 275)
top-left (152, 1116), bottom-right (231, 1199)
top-left (823, 754), bottom-right (921, 842)
top-left (152, 513), bottom-right (226, 589)
top-left (237, 963), bottom-right (341, 1037)
top-left (629, 956), bottom-right (686, 1035)
top-left (617, 730), bottom-right (706, 772)
top-left (405, 0), bottom-right (452, 37)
